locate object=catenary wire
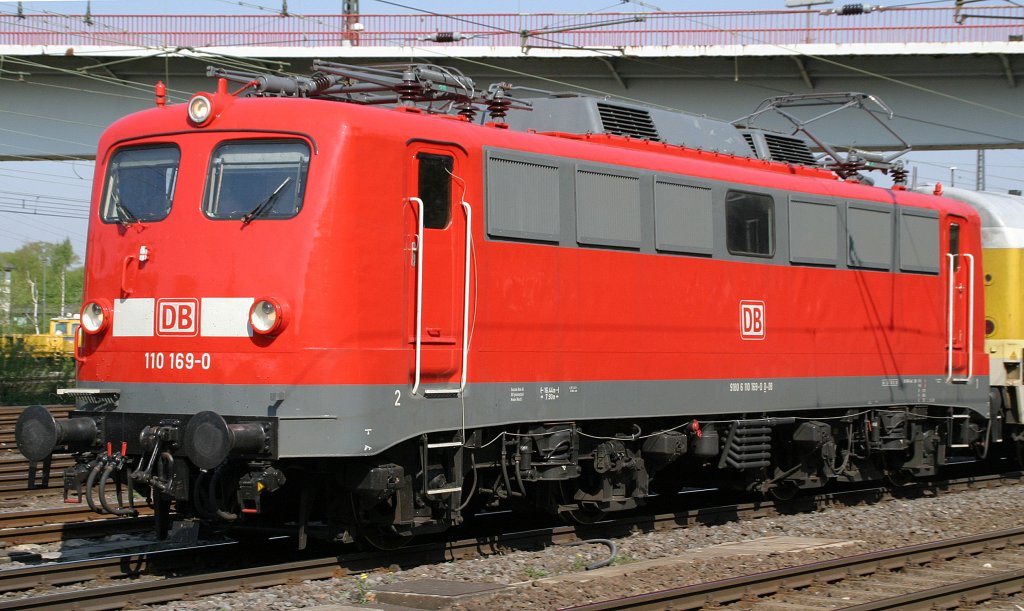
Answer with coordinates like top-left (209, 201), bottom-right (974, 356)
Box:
top-left (0, 1), bottom-right (1020, 255)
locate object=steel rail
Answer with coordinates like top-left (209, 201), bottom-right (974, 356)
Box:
top-left (560, 527), bottom-right (1024, 610)
top-left (0, 556), bottom-right (154, 594)
top-left (0, 455), bottom-right (73, 475)
top-left (0, 511), bottom-right (154, 546)
top-left (0, 455), bottom-right (71, 493)
top-left (840, 569), bottom-right (1024, 610)
top-left (0, 405), bottom-right (72, 420)
top-left (0, 487), bottom-right (66, 502)
top-left (1, 472), bottom-right (1022, 610)
top-left (0, 505), bottom-right (117, 530)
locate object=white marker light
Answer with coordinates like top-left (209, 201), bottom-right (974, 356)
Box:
top-left (188, 95), bottom-right (213, 125)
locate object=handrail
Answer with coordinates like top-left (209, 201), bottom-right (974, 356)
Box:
top-left (459, 201), bottom-right (472, 395)
top-left (947, 252), bottom-right (954, 382)
top-left (409, 197), bottom-right (424, 396)
top-left (964, 253), bottom-right (976, 382)
top-left (410, 198), bottom-right (471, 398)
top-left (946, 252), bottom-right (976, 383)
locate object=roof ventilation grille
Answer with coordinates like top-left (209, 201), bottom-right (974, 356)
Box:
top-left (763, 134), bottom-right (817, 166)
top-left (597, 102), bottom-right (661, 141)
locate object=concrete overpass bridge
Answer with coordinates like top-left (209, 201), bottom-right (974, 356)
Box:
top-left (0, 6), bottom-right (1023, 159)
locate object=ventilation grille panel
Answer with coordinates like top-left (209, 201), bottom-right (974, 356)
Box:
top-left (763, 134), bottom-right (817, 166)
top-left (597, 103), bottom-right (661, 141)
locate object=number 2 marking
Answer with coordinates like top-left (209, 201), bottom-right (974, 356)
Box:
top-left (394, 389), bottom-right (402, 407)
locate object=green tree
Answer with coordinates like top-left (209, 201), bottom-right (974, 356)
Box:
top-left (0, 239), bottom-right (83, 334)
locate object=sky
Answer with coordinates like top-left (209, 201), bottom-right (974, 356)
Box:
top-left (0, 0), bottom-right (1022, 258)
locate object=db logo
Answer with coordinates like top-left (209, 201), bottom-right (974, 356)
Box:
top-left (156, 299), bottom-right (199, 336)
top-left (740, 301), bottom-right (765, 340)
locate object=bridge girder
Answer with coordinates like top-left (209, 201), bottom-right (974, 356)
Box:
top-left (1, 52), bottom-right (1021, 159)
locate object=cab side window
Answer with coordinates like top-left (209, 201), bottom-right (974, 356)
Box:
top-left (417, 153), bottom-right (453, 229)
top-left (949, 223), bottom-right (960, 272)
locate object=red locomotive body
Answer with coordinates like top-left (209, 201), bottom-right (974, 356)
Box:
top-left (16, 66), bottom-right (995, 543)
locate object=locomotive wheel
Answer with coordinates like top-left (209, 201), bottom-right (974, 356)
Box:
top-left (348, 493), bottom-right (415, 550)
top-left (556, 481), bottom-right (607, 524)
top-left (1010, 429), bottom-right (1024, 468)
top-left (767, 483), bottom-right (799, 501)
top-left (1013, 438), bottom-right (1024, 469)
top-left (885, 469), bottom-right (914, 487)
top-left (358, 527), bottom-right (415, 551)
top-left (566, 506), bottom-right (607, 525)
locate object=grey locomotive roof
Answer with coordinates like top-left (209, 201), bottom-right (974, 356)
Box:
top-left (505, 96), bottom-right (756, 158)
top-left (918, 185), bottom-right (1024, 249)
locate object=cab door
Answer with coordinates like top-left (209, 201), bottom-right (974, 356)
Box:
top-left (405, 143), bottom-right (471, 395)
top-left (945, 214), bottom-right (976, 382)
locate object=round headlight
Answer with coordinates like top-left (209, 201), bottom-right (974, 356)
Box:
top-left (188, 94), bottom-right (213, 125)
top-left (81, 301), bottom-right (109, 334)
top-left (250, 298), bottom-right (286, 335)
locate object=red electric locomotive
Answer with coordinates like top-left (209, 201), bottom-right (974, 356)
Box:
top-left (16, 64), bottom-right (998, 545)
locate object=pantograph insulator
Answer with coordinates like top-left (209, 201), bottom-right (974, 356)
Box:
top-left (890, 164), bottom-right (908, 186)
top-left (487, 98), bottom-right (512, 120)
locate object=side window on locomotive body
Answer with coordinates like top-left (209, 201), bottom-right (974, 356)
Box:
top-left (203, 140), bottom-right (310, 221)
top-left (417, 153), bottom-right (454, 230)
top-left (949, 222), bottom-right (961, 272)
top-left (101, 145), bottom-right (181, 224)
top-left (725, 190), bottom-right (775, 257)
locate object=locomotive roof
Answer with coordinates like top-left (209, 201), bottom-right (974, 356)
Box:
top-left (504, 95), bottom-right (755, 159)
top-left (201, 63), bottom-right (826, 171)
top-left (103, 78), bottom-right (980, 227)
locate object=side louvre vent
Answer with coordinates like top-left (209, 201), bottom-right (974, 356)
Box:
top-left (763, 134), bottom-right (817, 166)
top-left (741, 133), bottom-right (755, 151)
top-left (597, 103), bottom-right (661, 141)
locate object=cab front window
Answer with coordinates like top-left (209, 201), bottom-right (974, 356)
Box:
top-left (203, 140), bottom-right (310, 221)
top-left (101, 145), bottom-right (180, 224)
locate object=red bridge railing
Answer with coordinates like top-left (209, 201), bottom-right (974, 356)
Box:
top-left (0, 8), bottom-right (1021, 49)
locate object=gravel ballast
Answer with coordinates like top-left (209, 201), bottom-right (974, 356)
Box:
top-left (81, 482), bottom-right (1024, 610)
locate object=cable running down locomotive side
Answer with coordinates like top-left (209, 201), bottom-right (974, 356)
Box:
top-left (15, 63), bottom-right (1007, 545)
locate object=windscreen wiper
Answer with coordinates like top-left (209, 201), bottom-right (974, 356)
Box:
top-left (113, 195), bottom-right (139, 228)
top-left (241, 177), bottom-right (292, 225)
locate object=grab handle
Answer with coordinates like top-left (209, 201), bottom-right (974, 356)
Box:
top-left (120, 255), bottom-right (136, 297)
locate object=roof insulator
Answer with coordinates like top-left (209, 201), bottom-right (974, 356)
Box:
top-left (419, 32), bottom-right (474, 43)
top-left (820, 4), bottom-right (881, 16)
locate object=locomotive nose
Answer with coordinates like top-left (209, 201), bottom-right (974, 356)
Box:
top-left (15, 405), bottom-right (98, 461)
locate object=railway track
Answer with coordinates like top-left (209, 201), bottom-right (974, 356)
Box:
top-left (565, 527), bottom-right (1024, 610)
top-left (0, 454), bottom-right (72, 494)
top-left (0, 405), bottom-right (73, 450)
top-left (0, 506), bottom-right (154, 546)
top-left (0, 405), bottom-right (76, 497)
top-left (1, 472), bottom-right (1022, 610)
